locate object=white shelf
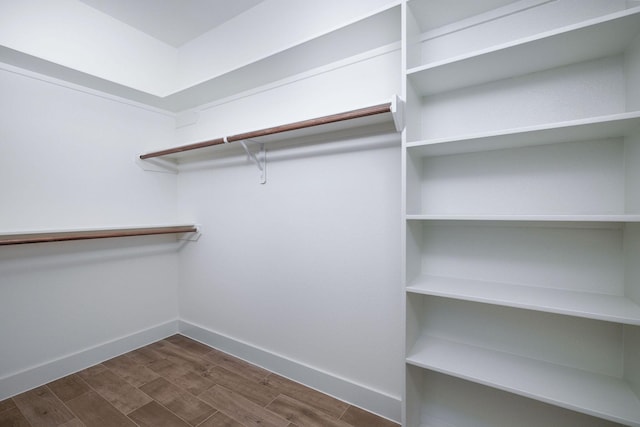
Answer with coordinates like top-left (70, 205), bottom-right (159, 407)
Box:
top-left (406, 335), bottom-right (640, 426)
top-left (406, 111), bottom-right (640, 157)
top-left (403, 2), bottom-right (640, 426)
top-left (407, 275), bottom-right (640, 325)
top-left (406, 214), bottom-right (640, 226)
top-left (407, 8), bottom-right (640, 96)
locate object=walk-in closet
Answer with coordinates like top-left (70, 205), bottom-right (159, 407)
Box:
top-left (1, 1), bottom-right (639, 426)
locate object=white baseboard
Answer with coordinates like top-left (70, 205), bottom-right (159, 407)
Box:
top-left (0, 319), bottom-right (179, 401)
top-left (0, 319), bottom-right (401, 423)
top-left (178, 319), bottom-right (401, 423)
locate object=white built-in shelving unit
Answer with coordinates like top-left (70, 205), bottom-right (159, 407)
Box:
top-left (401, 0), bottom-right (640, 425)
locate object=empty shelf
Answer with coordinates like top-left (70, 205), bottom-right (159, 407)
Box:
top-left (407, 9), bottom-right (640, 96)
top-left (407, 335), bottom-right (640, 426)
top-left (406, 111), bottom-right (640, 156)
top-left (406, 214), bottom-right (640, 225)
top-left (407, 275), bottom-right (640, 325)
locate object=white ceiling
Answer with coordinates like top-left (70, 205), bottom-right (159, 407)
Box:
top-left (78, 0), bottom-right (265, 47)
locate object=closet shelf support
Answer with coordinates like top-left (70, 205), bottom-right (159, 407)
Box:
top-left (233, 137), bottom-right (266, 184)
top-left (236, 139), bottom-right (266, 184)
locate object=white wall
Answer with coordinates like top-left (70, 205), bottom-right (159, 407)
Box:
top-left (175, 49), bottom-right (403, 417)
top-left (627, 33), bottom-right (640, 112)
top-left (0, 0), bottom-right (396, 101)
top-left (0, 0), bottom-right (177, 96)
top-left (0, 1), bottom-right (404, 420)
top-left (176, 0), bottom-right (396, 90)
top-left (0, 66), bottom-right (180, 397)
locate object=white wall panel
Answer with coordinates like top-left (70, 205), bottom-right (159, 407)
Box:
top-left (177, 0), bottom-right (396, 90)
top-left (176, 51), bottom-right (402, 399)
top-left (0, 67), bottom-right (177, 229)
top-left (0, 0), bottom-right (177, 95)
top-left (0, 68), bottom-right (180, 391)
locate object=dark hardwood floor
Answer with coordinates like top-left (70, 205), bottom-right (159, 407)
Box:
top-left (0, 335), bottom-right (399, 427)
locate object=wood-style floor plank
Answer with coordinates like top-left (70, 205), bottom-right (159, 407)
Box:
top-left (147, 358), bottom-right (215, 396)
top-left (266, 394), bottom-right (353, 427)
top-left (65, 391), bottom-right (136, 427)
top-left (203, 366), bottom-right (279, 406)
top-left (124, 346), bottom-right (166, 365)
top-left (4, 335), bottom-right (399, 427)
top-left (77, 365), bottom-right (107, 379)
top-left (199, 385), bottom-right (289, 427)
top-left (102, 354), bottom-right (160, 387)
top-left (48, 374), bottom-right (90, 402)
top-left (202, 348), bottom-right (271, 383)
top-left (12, 386), bottom-right (76, 426)
top-left (0, 398), bottom-right (17, 413)
top-left (148, 340), bottom-right (215, 375)
top-left (340, 405), bottom-right (399, 427)
top-left (139, 377), bottom-right (215, 426)
top-left (127, 401), bottom-right (191, 427)
top-left (78, 366), bottom-right (152, 414)
top-left (262, 373), bottom-right (349, 418)
top-left (197, 411), bottom-right (244, 427)
top-left (59, 418), bottom-right (86, 427)
top-left (164, 335), bottom-right (213, 356)
top-left (0, 407), bottom-right (31, 427)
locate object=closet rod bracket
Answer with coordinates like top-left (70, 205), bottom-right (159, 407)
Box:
top-left (236, 139), bottom-right (266, 184)
top-left (134, 156), bottom-right (179, 174)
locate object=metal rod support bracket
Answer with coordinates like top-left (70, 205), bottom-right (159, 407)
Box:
top-left (239, 139), bottom-right (266, 184)
top-left (135, 156), bottom-right (179, 174)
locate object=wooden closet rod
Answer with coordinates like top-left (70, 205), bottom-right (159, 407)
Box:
top-left (0, 225), bottom-right (198, 246)
top-left (140, 102), bottom-right (393, 160)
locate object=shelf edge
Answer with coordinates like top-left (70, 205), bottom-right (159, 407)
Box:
top-left (406, 275), bottom-right (640, 326)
